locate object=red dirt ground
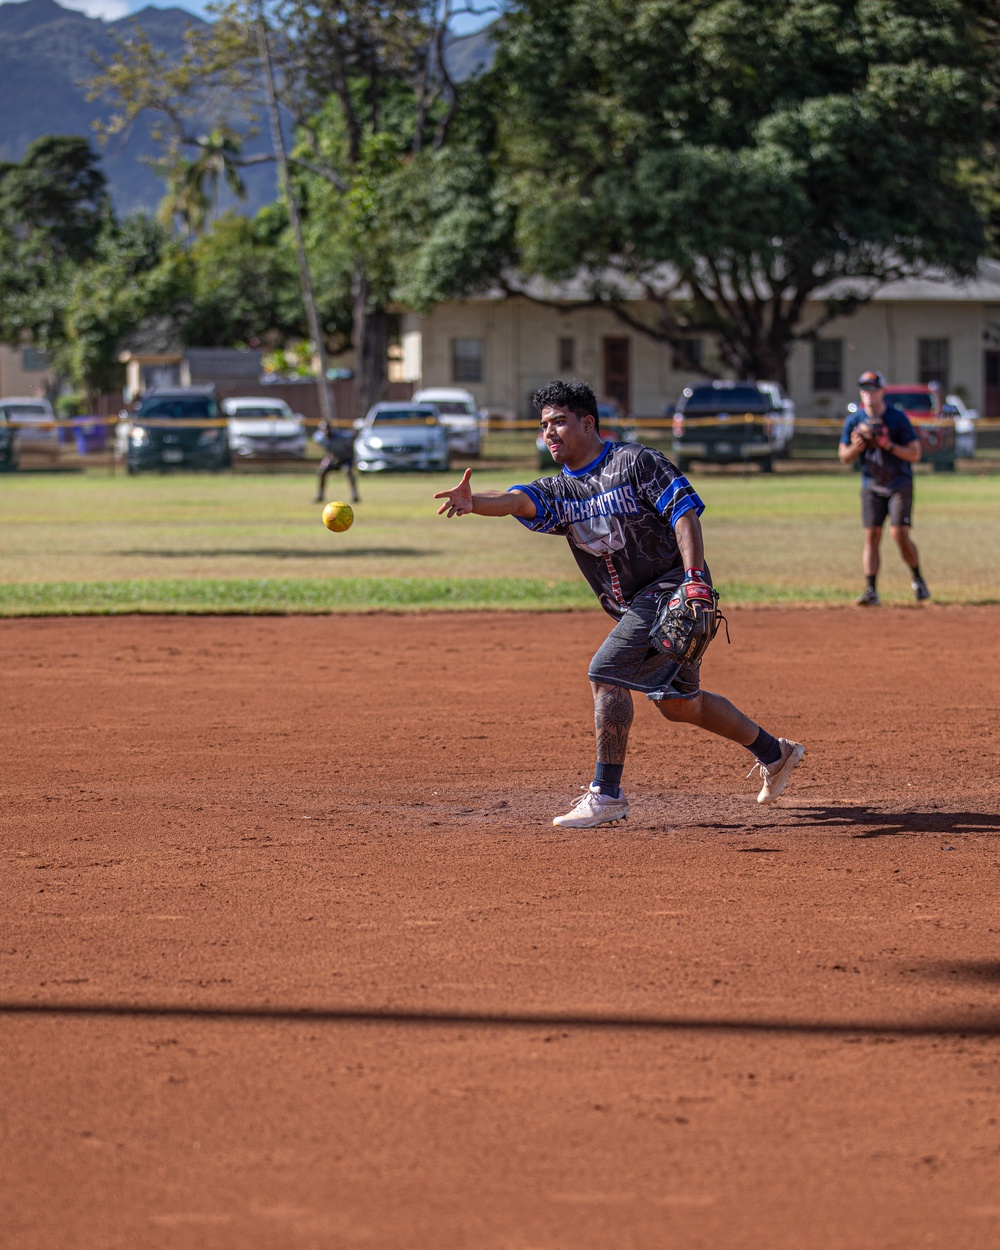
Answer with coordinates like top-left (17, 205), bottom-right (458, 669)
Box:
top-left (2, 607), bottom-right (999, 1250)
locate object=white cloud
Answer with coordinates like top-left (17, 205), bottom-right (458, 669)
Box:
top-left (0, 0), bottom-right (210, 20)
top-left (50, 0), bottom-right (131, 18)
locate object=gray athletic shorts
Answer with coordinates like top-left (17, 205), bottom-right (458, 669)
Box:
top-left (862, 483), bottom-right (913, 528)
top-left (588, 584), bottom-right (701, 701)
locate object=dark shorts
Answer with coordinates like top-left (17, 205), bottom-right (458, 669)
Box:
top-left (588, 585), bottom-right (701, 701)
top-left (862, 484), bottom-right (913, 528)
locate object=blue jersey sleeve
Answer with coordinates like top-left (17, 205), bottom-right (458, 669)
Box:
top-left (841, 412), bottom-right (860, 445)
top-left (506, 478), bottom-right (565, 534)
top-left (634, 447), bottom-right (705, 526)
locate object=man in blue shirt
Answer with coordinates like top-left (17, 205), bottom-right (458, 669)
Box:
top-left (434, 379), bottom-right (805, 828)
top-left (839, 370), bottom-right (929, 605)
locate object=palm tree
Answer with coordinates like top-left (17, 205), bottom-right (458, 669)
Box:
top-left (157, 157), bottom-right (210, 237)
top-left (156, 129), bottom-right (246, 238)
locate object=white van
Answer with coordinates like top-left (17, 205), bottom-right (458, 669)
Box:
top-left (411, 387), bottom-right (482, 457)
top-left (222, 396), bottom-right (307, 460)
top-left (0, 397), bottom-right (58, 456)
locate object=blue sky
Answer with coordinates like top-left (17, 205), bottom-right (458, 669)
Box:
top-left (2, 0), bottom-right (498, 31)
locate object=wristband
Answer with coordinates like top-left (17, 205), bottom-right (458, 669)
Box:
top-left (684, 568), bottom-right (708, 583)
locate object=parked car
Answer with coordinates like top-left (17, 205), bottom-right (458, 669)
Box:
top-left (411, 387), bottom-right (482, 457)
top-left (881, 384), bottom-right (956, 471)
top-left (0, 405), bottom-right (20, 470)
top-left (536, 401), bottom-right (635, 469)
top-left (354, 403), bottom-right (450, 473)
top-left (121, 386), bottom-right (230, 474)
top-left (671, 381), bottom-right (784, 471)
top-left (754, 380), bottom-right (796, 455)
top-left (222, 396), bottom-right (307, 460)
top-left (0, 397), bottom-right (58, 458)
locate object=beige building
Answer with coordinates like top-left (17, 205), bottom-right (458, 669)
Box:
top-left (0, 343), bottom-right (53, 400)
top-left (400, 262), bottom-right (1000, 421)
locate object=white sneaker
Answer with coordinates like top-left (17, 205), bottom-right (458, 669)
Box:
top-left (553, 784), bottom-right (629, 828)
top-left (747, 739), bottom-right (805, 805)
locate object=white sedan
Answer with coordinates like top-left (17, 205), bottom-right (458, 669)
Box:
top-left (223, 397), bottom-right (307, 460)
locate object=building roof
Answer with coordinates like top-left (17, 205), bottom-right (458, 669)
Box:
top-left (471, 258), bottom-right (1000, 306)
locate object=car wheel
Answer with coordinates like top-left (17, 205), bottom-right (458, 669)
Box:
top-left (759, 456), bottom-right (774, 473)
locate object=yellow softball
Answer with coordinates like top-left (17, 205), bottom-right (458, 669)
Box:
top-left (321, 501), bottom-right (354, 532)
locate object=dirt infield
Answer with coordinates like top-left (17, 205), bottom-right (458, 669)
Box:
top-left (3, 606), bottom-right (1000, 1250)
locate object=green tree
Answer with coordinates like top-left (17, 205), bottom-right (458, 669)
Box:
top-left (0, 135), bottom-right (110, 264)
top-left (0, 136), bottom-right (113, 355)
top-left (90, 1), bottom-right (486, 416)
top-left (180, 207), bottom-right (349, 347)
top-left (482, 0), bottom-right (991, 383)
top-left (58, 215), bottom-right (186, 403)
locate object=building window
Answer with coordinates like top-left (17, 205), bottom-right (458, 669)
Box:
top-left (21, 348), bottom-right (49, 372)
top-left (558, 337), bottom-right (575, 372)
top-left (918, 338), bottom-right (949, 390)
top-left (812, 339), bottom-right (843, 391)
top-left (671, 338), bottom-right (703, 371)
top-left (452, 338), bottom-right (484, 384)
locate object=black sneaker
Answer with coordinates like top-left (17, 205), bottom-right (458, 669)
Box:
top-left (912, 576), bottom-right (931, 602)
top-left (856, 586), bottom-right (880, 606)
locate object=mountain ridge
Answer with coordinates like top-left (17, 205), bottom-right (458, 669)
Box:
top-left (1, 0), bottom-right (495, 215)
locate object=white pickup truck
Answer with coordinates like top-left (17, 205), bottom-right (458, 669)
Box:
top-left (411, 387), bottom-right (482, 458)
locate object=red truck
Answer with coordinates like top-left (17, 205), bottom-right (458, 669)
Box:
top-left (882, 383), bottom-right (956, 472)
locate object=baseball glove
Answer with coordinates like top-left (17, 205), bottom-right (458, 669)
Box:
top-left (649, 579), bottom-right (726, 667)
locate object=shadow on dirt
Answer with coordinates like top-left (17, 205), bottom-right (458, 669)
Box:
top-left (911, 961), bottom-right (1000, 985)
top-left (787, 806), bottom-right (1000, 839)
top-left (2, 1000), bottom-right (999, 1037)
top-left (115, 547), bottom-right (437, 560)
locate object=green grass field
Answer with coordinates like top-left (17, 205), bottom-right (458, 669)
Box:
top-left (1, 461), bottom-right (997, 614)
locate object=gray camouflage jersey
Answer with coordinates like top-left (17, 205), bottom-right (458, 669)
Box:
top-left (510, 442), bottom-right (705, 619)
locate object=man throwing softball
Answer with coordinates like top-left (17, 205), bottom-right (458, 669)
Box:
top-left (434, 379), bottom-right (805, 829)
top-left (838, 369), bottom-right (928, 605)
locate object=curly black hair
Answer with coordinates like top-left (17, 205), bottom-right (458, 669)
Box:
top-left (530, 379), bottom-right (600, 431)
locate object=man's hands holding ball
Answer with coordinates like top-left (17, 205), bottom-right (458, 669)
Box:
top-left (852, 422), bottom-right (891, 452)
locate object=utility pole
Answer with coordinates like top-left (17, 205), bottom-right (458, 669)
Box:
top-left (256, 9), bottom-right (336, 426)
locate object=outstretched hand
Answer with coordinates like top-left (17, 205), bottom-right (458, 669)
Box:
top-left (434, 467), bottom-right (474, 517)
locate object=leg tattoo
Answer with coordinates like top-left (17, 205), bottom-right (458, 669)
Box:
top-left (594, 682), bottom-right (634, 765)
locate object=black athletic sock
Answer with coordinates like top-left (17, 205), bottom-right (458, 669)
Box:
top-left (910, 564), bottom-right (922, 581)
top-left (747, 727), bottom-right (783, 767)
top-left (593, 762), bottom-right (623, 798)
top-left (866, 574), bottom-right (877, 592)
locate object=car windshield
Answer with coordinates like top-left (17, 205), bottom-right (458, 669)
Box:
top-left (229, 406), bottom-right (290, 418)
top-left (681, 385), bottom-right (768, 411)
top-left (4, 405), bottom-right (48, 418)
top-left (371, 410), bottom-right (436, 425)
top-left (432, 402), bottom-right (475, 416)
top-left (137, 397), bottom-right (217, 418)
top-left (887, 391), bottom-right (934, 412)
